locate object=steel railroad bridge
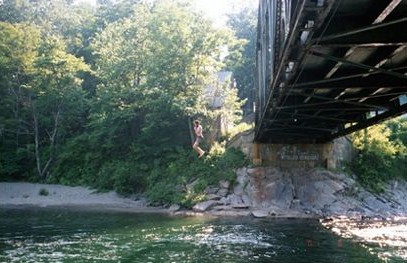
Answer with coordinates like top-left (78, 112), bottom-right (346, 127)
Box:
top-left (255, 0), bottom-right (407, 144)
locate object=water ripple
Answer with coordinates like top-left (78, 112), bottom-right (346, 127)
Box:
top-left (322, 219), bottom-right (407, 261)
top-left (0, 209), bottom-right (395, 263)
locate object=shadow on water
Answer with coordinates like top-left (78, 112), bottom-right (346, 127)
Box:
top-left (0, 208), bottom-right (404, 262)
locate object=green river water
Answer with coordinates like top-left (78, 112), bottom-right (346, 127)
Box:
top-left (0, 208), bottom-right (405, 263)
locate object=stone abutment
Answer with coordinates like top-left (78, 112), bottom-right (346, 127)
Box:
top-left (228, 130), bottom-right (355, 170)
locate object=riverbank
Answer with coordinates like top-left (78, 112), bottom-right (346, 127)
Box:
top-left (0, 182), bottom-right (167, 213)
top-left (2, 167), bottom-right (407, 220)
top-left (0, 182), bottom-right (305, 218)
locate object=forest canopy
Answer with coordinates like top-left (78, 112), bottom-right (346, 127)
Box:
top-left (0, 0), bottom-right (256, 205)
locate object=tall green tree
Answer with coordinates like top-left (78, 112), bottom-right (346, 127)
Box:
top-left (0, 0), bottom-right (98, 93)
top-left (52, 0), bottom-right (241, 193)
top-left (0, 0), bottom-right (30, 23)
top-left (90, 0), bottom-right (232, 153)
top-left (0, 22), bottom-right (40, 179)
top-left (225, 7), bottom-right (257, 115)
top-left (0, 21), bottom-right (90, 181)
top-left (30, 36), bottom-right (90, 180)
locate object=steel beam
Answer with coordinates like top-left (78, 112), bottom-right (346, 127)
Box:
top-left (287, 89), bottom-right (390, 110)
top-left (315, 17), bottom-right (407, 44)
top-left (288, 68), bottom-right (407, 89)
top-left (329, 103), bottom-right (407, 140)
top-left (308, 49), bottom-right (407, 80)
top-left (373, 0), bottom-right (403, 24)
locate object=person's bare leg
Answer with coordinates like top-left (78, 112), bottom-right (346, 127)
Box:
top-left (193, 142), bottom-right (205, 157)
top-left (197, 147), bottom-right (205, 158)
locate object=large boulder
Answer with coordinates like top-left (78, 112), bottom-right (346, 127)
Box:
top-left (168, 204), bottom-right (181, 212)
top-left (193, 200), bottom-right (218, 212)
top-left (251, 209), bottom-right (269, 218)
top-left (219, 180), bottom-right (230, 189)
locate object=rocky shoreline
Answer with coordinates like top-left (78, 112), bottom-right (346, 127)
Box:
top-left (1, 167), bottom-right (407, 220)
top-left (175, 167), bottom-right (407, 220)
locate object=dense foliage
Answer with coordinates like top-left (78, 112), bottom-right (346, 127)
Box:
top-left (350, 118), bottom-right (407, 192)
top-left (0, 0), bottom-right (253, 206)
top-left (225, 7), bottom-right (257, 115)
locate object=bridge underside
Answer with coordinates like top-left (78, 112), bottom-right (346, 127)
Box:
top-left (255, 0), bottom-right (407, 143)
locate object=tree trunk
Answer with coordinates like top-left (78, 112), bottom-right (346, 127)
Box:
top-left (32, 96), bottom-right (61, 181)
top-left (10, 70), bottom-right (23, 147)
top-left (32, 99), bottom-right (42, 178)
top-left (42, 108), bottom-right (60, 180)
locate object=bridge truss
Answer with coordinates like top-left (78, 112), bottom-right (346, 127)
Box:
top-left (255, 0), bottom-right (407, 143)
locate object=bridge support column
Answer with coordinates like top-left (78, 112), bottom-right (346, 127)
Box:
top-left (253, 143), bottom-right (262, 166)
top-left (228, 131), bottom-right (354, 169)
top-left (255, 140), bottom-right (354, 170)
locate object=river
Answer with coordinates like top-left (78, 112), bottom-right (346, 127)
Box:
top-left (0, 208), bottom-right (405, 263)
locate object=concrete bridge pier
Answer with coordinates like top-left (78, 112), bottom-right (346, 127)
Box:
top-left (229, 131), bottom-right (354, 170)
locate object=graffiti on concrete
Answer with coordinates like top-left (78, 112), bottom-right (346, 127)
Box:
top-left (277, 146), bottom-right (320, 161)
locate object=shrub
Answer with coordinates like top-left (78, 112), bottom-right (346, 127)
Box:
top-left (350, 118), bottom-right (407, 192)
top-left (39, 188), bottom-right (49, 196)
top-left (96, 160), bottom-right (146, 196)
top-left (145, 146), bottom-right (248, 207)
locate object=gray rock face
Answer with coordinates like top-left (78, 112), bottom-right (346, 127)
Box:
top-left (182, 167), bottom-right (407, 219)
top-left (205, 186), bottom-right (220, 195)
top-left (206, 194), bottom-right (222, 200)
top-left (229, 167), bottom-right (407, 218)
top-left (193, 200), bottom-right (218, 212)
top-left (168, 204), bottom-right (180, 212)
top-left (226, 194), bottom-right (243, 206)
top-left (251, 210), bottom-right (269, 218)
top-left (216, 188), bottom-right (229, 197)
top-left (219, 180), bottom-right (230, 189)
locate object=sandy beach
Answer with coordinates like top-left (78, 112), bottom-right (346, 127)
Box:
top-left (0, 182), bottom-right (166, 213)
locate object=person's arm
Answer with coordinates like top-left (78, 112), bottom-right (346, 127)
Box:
top-left (197, 125), bottom-right (203, 137)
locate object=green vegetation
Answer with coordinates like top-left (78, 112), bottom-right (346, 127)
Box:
top-left (225, 7), bottom-right (257, 115)
top-left (350, 117), bottom-right (407, 193)
top-left (39, 188), bottom-right (49, 196)
top-left (0, 0), bottom-right (255, 206)
top-left (145, 147), bottom-right (248, 207)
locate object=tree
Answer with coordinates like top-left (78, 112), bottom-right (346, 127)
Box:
top-left (30, 36), bottom-right (90, 180)
top-left (51, 0), bottom-right (243, 194)
top-left (350, 118), bottom-right (407, 192)
top-left (0, 22), bottom-right (40, 179)
top-left (225, 7), bottom-right (257, 115)
top-left (0, 0), bottom-right (98, 94)
top-left (0, 21), bottom-right (90, 181)
top-left (0, 0), bottom-right (248, 203)
top-left (90, 0), bottom-right (233, 154)
top-left (0, 0), bottom-right (30, 23)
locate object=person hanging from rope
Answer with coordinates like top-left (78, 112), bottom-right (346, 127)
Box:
top-left (192, 120), bottom-right (205, 158)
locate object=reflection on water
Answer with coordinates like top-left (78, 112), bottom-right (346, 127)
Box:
top-left (322, 218), bottom-right (407, 262)
top-left (0, 208), bottom-right (405, 262)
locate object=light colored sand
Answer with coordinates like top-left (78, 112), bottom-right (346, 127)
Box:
top-left (0, 182), bottom-right (164, 212)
